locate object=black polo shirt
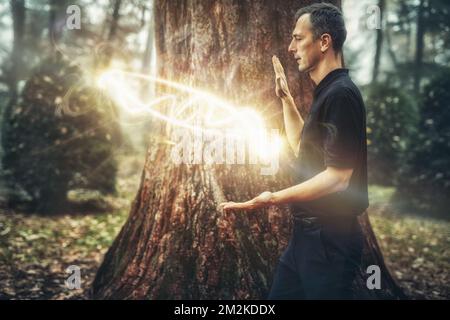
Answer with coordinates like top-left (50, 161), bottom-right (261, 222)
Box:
top-left (290, 68), bottom-right (369, 218)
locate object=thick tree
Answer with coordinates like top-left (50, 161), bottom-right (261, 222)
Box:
top-left (92, 0), bottom-right (405, 299)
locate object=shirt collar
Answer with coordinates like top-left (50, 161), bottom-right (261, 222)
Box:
top-left (313, 68), bottom-right (349, 98)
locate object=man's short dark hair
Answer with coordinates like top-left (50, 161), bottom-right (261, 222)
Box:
top-left (294, 3), bottom-right (347, 53)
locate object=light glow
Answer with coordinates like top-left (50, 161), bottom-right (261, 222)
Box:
top-left (97, 69), bottom-right (282, 164)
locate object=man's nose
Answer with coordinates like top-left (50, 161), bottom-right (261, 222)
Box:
top-left (288, 39), bottom-right (295, 53)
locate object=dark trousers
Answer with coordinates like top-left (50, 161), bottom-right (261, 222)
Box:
top-left (268, 215), bottom-right (364, 300)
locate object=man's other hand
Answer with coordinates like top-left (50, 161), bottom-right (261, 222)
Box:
top-left (219, 191), bottom-right (274, 212)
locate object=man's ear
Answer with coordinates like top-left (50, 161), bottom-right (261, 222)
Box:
top-left (320, 33), bottom-right (332, 53)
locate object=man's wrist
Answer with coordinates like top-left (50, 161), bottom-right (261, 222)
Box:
top-left (280, 94), bottom-right (294, 103)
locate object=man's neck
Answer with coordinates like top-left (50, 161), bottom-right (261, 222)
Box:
top-left (309, 54), bottom-right (343, 86)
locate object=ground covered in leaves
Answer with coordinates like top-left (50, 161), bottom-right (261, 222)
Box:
top-left (0, 155), bottom-right (448, 299)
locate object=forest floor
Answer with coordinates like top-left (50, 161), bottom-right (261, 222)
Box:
top-left (0, 153), bottom-right (449, 300)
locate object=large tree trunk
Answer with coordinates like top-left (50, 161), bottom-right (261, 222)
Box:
top-left (92, 0), bottom-right (405, 299)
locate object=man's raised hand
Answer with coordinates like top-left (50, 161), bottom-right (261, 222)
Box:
top-left (272, 55), bottom-right (292, 99)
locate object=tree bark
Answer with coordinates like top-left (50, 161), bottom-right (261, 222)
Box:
top-left (92, 0), bottom-right (405, 300)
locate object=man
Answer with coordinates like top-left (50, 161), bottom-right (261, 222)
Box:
top-left (219, 3), bottom-right (369, 299)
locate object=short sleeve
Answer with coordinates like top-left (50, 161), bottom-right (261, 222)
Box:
top-left (322, 90), bottom-right (362, 169)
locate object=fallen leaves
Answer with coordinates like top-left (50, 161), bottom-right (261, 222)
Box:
top-left (0, 153), bottom-right (141, 300)
top-left (369, 196), bottom-right (450, 300)
top-left (0, 168), bottom-right (448, 299)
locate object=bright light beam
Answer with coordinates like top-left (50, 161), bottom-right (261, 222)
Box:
top-left (96, 69), bottom-right (282, 162)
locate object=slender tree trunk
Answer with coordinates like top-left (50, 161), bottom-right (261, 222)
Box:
top-left (141, 6), bottom-right (154, 76)
top-left (49, 0), bottom-right (70, 46)
top-left (1, 0), bottom-right (25, 176)
top-left (140, 1), bottom-right (155, 99)
top-left (385, 24), bottom-right (399, 71)
top-left (107, 0), bottom-right (122, 42)
top-left (414, 0), bottom-right (425, 93)
top-left (92, 0), bottom-right (405, 299)
top-left (139, 1), bottom-right (156, 147)
top-left (8, 0), bottom-right (26, 104)
top-left (98, 0), bottom-right (123, 69)
top-left (372, 0), bottom-right (385, 83)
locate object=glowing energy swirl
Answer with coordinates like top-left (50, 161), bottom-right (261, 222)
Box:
top-left (96, 69), bottom-right (282, 170)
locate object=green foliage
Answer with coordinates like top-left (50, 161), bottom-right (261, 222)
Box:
top-left (369, 200), bottom-right (450, 299)
top-left (363, 83), bottom-right (419, 185)
top-left (380, 1), bottom-right (450, 91)
top-left (394, 70), bottom-right (450, 216)
top-left (1, 56), bottom-right (122, 213)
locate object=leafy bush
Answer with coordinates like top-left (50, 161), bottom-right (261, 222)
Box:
top-left (394, 70), bottom-right (450, 217)
top-left (363, 83), bottom-right (419, 185)
top-left (1, 56), bottom-right (122, 213)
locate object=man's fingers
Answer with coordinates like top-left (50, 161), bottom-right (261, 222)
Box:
top-left (276, 60), bottom-right (285, 74)
top-left (273, 56), bottom-right (288, 98)
top-left (272, 56), bottom-right (281, 76)
top-left (272, 55), bottom-right (279, 67)
top-left (273, 55), bottom-right (285, 74)
top-left (272, 55), bottom-right (285, 76)
top-left (219, 201), bottom-right (239, 211)
top-left (230, 201), bottom-right (249, 209)
top-left (219, 201), bottom-right (254, 211)
top-left (276, 78), bottom-right (286, 98)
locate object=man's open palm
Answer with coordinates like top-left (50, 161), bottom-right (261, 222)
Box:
top-left (272, 55), bottom-right (291, 99)
top-left (219, 191), bottom-right (273, 212)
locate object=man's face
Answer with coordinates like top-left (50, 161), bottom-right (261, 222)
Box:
top-left (288, 14), bottom-right (322, 73)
